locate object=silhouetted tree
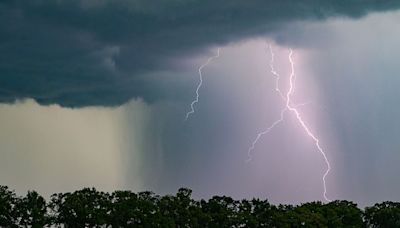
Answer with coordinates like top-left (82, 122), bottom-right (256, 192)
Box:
top-left (49, 188), bottom-right (110, 227)
top-left (108, 190), bottom-right (140, 227)
top-left (15, 190), bottom-right (49, 227)
top-left (252, 199), bottom-right (276, 227)
top-left (364, 201), bottom-right (400, 227)
top-left (201, 195), bottom-right (239, 227)
top-left (290, 202), bottom-right (328, 227)
top-left (0, 186), bottom-right (18, 227)
top-left (0, 185), bottom-right (400, 227)
top-left (324, 200), bottom-right (363, 227)
top-left (136, 191), bottom-right (160, 227)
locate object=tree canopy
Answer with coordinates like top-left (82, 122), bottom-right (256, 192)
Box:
top-left (0, 185), bottom-right (398, 227)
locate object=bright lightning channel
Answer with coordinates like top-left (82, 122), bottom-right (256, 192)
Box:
top-left (246, 44), bottom-right (287, 163)
top-left (268, 43), bottom-right (285, 100)
top-left (185, 48), bottom-right (221, 121)
top-left (286, 49), bottom-right (331, 202)
top-left (246, 108), bottom-right (286, 163)
top-left (247, 45), bottom-right (331, 202)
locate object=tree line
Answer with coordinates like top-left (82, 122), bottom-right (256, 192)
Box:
top-left (0, 185), bottom-right (399, 227)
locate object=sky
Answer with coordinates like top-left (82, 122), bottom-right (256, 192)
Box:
top-left (1, 0), bottom-right (400, 207)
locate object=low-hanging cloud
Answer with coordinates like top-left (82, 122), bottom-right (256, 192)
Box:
top-left (1, 0), bottom-right (400, 106)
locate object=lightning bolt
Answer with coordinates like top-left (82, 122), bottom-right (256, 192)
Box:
top-left (247, 45), bottom-right (331, 202)
top-left (246, 44), bottom-right (287, 163)
top-left (185, 48), bottom-right (221, 121)
top-left (246, 108), bottom-right (286, 163)
top-left (286, 49), bottom-right (331, 202)
top-left (268, 43), bottom-right (285, 100)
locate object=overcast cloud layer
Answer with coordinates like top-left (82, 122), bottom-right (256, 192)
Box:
top-left (1, 0), bottom-right (400, 106)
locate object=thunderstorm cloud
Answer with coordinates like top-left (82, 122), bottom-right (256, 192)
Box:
top-left (1, 0), bottom-right (400, 106)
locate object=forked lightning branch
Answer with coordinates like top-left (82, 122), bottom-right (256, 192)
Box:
top-left (247, 45), bottom-right (331, 202)
top-left (185, 44), bottom-right (332, 202)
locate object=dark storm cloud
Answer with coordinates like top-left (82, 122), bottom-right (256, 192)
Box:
top-left (1, 0), bottom-right (399, 106)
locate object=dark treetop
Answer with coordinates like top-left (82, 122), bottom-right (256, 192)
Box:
top-left (0, 185), bottom-right (399, 227)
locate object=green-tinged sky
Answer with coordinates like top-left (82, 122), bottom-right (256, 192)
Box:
top-left (0, 1), bottom-right (400, 206)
